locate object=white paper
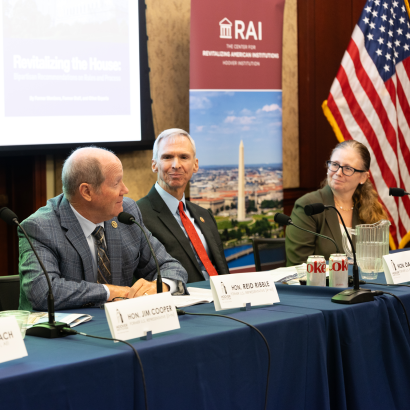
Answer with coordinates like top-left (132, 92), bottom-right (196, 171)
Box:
top-left (172, 287), bottom-right (213, 308)
top-left (0, 317), bottom-right (28, 364)
top-left (383, 251), bottom-right (410, 284)
top-left (210, 272), bottom-right (280, 311)
top-left (27, 312), bottom-right (92, 328)
top-left (267, 267), bottom-right (298, 283)
top-left (104, 292), bottom-right (180, 341)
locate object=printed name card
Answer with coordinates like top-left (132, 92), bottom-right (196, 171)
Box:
top-left (104, 292), bottom-right (180, 341)
top-left (0, 317), bottom-right (28, 364)
top-left (210, 272), bottom-right (280, 311)
top-left (383, 251), bottom-right (410, 284)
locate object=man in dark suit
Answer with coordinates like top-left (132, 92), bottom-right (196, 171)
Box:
top-left (137, 128), bottom-right (229, 283)
top-left (19, 147), bottom-right (187, 311)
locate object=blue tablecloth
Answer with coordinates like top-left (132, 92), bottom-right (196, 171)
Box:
top-left (1, 273), bottom-right (410, 410)
top-left (0, 300), bottom-right (329, 410)
top-left (276, 283), bottom-right (410, 410)
top-left (191, 275), bottom-right (410, 410)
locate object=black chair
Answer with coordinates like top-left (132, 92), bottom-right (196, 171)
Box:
top-left (252, 238), bottom-right (286, 271)
top-left (0, 275), bottom-right (20, 311)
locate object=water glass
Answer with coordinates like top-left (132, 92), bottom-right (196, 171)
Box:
top-left (342, 220), bottom-right (390, 280)
top-left (0, 310), bottom-right (31, 339)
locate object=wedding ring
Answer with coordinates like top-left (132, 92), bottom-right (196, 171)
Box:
top-left (144, 292), bottom-right (149, 296)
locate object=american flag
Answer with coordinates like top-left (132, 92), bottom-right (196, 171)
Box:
top-left (323, 0), bottom-right (410, 249)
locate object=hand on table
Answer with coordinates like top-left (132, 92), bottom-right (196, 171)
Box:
top-left (128, 279), bottom-right (170, 298)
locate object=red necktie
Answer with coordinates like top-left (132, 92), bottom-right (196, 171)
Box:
top-left (178, 202), bottom-right (218, 276)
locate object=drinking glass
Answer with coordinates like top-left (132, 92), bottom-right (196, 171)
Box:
top-left (0, 310), bottom-right (31, 339)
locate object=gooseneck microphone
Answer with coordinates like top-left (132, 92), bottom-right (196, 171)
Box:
top-left (0, 207), bottom-right (69, 338)
top-left (117, 212), bottom-right (163, 294)
top-left (304, 203), bottom-right (327, 216)
top-left (389, 187), bottom-right (410, 197)
top-left (274, 212), bottom-right (340, 253)
top-left (304, 203), bottom-right (374, 304)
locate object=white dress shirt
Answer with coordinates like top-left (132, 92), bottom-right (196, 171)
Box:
top-left (155, 182), bottom-right (213, 280)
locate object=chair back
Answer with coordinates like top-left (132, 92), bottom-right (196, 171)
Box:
top-left (252, 238), bottom-right (286, 271)
top-left (0, 275), bottom-right (20, 311)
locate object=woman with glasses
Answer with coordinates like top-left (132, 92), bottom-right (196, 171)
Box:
top-left (286, 140), bottom-right (388, 266)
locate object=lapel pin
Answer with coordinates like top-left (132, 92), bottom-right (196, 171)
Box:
top-left (112, 221), bottom-right (118, 228)
top-left (200, 217), bottom-right (205, 223)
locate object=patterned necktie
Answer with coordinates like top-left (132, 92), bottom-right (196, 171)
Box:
top-left (178, 202), bottom-right (218, 276)
top-left (91, 226), bottom-right (112, 284)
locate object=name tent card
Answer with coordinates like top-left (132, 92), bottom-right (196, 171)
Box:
top-left (210, 272), bottom-right (280, 311)
top-left (104, 292), bottom-right (180, 341)
top-left (0, 317), bottom-right (28, 364)
top-left (383, 251), bottom-right (410, 284)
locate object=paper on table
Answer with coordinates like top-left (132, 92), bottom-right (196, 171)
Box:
top-left (172, 287), bottom-right (213, 308)
top-left (27, 312), bottom-right (92, 328)
top-left (264, 265), bottom-right (305, 283)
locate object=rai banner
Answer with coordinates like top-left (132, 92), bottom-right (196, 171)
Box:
top-left (189, 0), bottom-right (285, 272)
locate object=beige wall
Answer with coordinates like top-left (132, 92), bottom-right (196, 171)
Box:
top-left (53, 0), bottom-right (299, 198)
top-left (282, 0), bottom-right (299, 188)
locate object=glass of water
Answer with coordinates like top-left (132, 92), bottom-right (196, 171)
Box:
top-left (0, 310), bottom-right (31, 339)
top-left (342, 220), bottom-right (390, 280)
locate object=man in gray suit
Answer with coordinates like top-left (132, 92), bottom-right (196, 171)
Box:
top-left (137, 129), bottom-right (229, 283)
top-left (19, 147), bottom-right (187, 311)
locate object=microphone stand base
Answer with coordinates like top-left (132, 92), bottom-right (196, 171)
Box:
top-left (26, 321), bottom-right (70, 338)
top-left (331, 288), bottom-right (374, 304)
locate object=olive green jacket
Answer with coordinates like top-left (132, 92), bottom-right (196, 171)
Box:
top-left (285, 185), bottom-right (361, 266)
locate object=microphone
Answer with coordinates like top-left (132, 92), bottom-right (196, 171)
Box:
top-left (274, 213), bottom-right (339, 253)
top-left (0, 207), bottom-right (18, 225)
top-left (0, 207), bottom-right (69, 338)
top-left (304, 203), bottom-right (327, 216)
top-left (117, 212), bottom-right (163, 294)
top-left (273, 213), bottom-right (292, 226)
top-left (389, 187), bottom-right (409, 197)
top-left (304, 203), bottom-right (374, 304)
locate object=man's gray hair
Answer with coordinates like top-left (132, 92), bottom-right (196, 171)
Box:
top-left (62, 146), bottom-right (114, 200)
top-left (152, 128), bottom-right (196, 160)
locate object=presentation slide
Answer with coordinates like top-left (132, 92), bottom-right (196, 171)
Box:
top-left (0, 0), bottom-right (141, 148)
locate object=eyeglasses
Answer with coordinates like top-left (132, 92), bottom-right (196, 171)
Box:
top-left (326, 161), bottom-right (366, 176)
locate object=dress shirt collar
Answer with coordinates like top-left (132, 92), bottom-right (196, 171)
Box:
top-left (69, 203), bottom-right (104, 238)
top-left (155, 182), bottom-right (186, 214)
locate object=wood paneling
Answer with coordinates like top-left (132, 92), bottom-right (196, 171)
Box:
top-left (286, 0), bottom-right (367, 210)
top-left (0, 156), bottom-right (46, 276)
top-left (0, 162), bottom-right (8, 275)
top-left (283, 188), bottom-right (312, 217)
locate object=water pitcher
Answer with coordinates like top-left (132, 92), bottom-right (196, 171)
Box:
top-left (342, 220), bottom-right (390, 280)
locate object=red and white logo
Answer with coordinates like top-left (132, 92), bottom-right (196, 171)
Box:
top-left (219, 18), bottom-right (262, 40)
top-left (219, 18), bottom-right (232, 39)
top-left (331, 260), bottom-right (348, 272)
top-left (307, 261), bottom-right (326, 274)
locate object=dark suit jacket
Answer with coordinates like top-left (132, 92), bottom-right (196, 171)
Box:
top-left (285, 185), bottom-right (362, 266)
top-left (137, 186), bottom-right (230, 282)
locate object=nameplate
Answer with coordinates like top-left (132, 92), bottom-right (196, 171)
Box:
top-left (210, 272), bottom-right (280, 311)
top-left (383, 251), bottom-right (410, 284)
top-left (0, 317), bottom-right (28, 364)
top-left (104, 292), bottom-right (180, 341)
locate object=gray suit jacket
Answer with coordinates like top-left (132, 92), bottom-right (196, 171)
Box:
top-left (285, 185), bottom-right (361, 266)
top-left (18, 195), bottom-right (188, 310)
top-left (137, 186), bottom-right (229, 283)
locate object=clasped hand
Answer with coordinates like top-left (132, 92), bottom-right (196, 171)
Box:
top-left (107, 279), bottom-right (170, 301)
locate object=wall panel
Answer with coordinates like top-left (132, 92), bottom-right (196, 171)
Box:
top-left (0, 157), bottom-right (46, 276)
top-left (296, 0), bottom-right (367, 192)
